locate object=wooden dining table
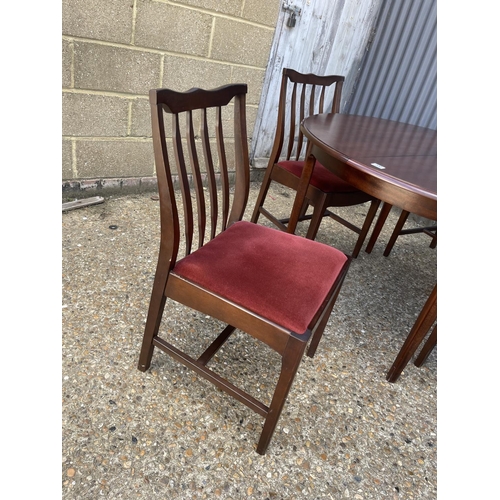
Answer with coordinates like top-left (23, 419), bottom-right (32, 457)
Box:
top-left (299, 113), bottom-right (437, 382)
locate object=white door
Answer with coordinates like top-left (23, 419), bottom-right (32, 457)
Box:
top-left (251, 0), bottom-right (383, 167)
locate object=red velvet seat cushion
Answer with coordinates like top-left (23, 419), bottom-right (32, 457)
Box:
top-left (278, 160), bottom-right (358, 193)
top-left (172, 221), bottom-right (348, 334)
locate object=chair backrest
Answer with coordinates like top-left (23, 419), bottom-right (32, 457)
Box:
top-left (270, 68), bottom-right (344, 164)
top-left (149, 84), bottom-right (249, 267)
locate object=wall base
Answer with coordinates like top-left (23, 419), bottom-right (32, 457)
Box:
top-left (62, 169), bottom-right (267, 201)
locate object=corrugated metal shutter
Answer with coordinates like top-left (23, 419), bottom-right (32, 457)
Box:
top-left (344, 0), bottom-right (436, 130)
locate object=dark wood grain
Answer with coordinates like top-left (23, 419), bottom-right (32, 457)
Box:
top-left (301, 114), bottom-right (437, 220)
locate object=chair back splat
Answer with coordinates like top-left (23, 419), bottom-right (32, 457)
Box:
top-left (138, 84), bottom-right (351, 454)
top-left (251, 68), bottom-right (380, 258)
top-left (150, 84), bottom-right (249, 263)
top-left (279, 69), bottom-right (343, 163)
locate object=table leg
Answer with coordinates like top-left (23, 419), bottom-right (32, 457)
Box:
top-left (386, 284), bottom-right (437, 382)
top-left (365, 202), bottom-right (392, 253)
top-left (414, 324), bottom-right (437, 367)
top-left (383, 210), bottom-right (410, 257)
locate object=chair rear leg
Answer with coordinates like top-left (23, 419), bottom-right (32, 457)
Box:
top-left (256, 337), bottom-right (307, 455)
top-left (250, 165), bottom-right (274, 223)
top-left (138, 265), bottom-right (169, 372)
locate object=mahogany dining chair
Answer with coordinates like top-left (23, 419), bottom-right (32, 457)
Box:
top-left (137, 83), bottom-right (351, 454)
top-left (251, 68), bottom-right (380, 257)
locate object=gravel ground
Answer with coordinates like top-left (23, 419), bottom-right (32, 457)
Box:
top-left (62, 181), bottom-right (437, 499)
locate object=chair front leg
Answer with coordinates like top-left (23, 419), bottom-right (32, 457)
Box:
top-left (299, 198), bottom-right (310, 219)
top-left (256, 336), bottom-right (307, 454)
top-left (288, 155), bottom-right (316, 235)
top-left (305, 194), bottom-right (328, 240)
top-left (250, 163), bottom-right (274, 224)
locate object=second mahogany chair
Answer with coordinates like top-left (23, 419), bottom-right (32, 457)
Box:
top-left (138, 84), bottom-right (351, 454)
top-left (251, 68), bottom-right (380, 257)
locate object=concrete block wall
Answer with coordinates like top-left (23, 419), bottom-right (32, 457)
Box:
top-left (62, 0), bottom-right (280, 196)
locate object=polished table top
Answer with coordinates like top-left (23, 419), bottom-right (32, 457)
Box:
top-left (301, 113), bottom-right (437, 220)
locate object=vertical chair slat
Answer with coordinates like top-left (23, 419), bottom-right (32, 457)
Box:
top-left (302, 84), bottom-right (316, 157)
top-left (309, 84), bottom-right (316, 116)
top-left (331, 80), bottom-right (343, 113)
top-left (201, 108), bottom-right (218, 241)
top-left (269, 74), bottom-right (288, 166)
top-left (319, 86), bottom-right (326, 114)
top-left (216, 106), bottom-right (230, 231)
top-left (187, 110), bottom-right (206, 248)
top-left (296, 84), bottom-right (307, 160)
top-left (286, 83), bottom-right (297, 161)
top-left (172, 113), bottom-right (194, 256)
